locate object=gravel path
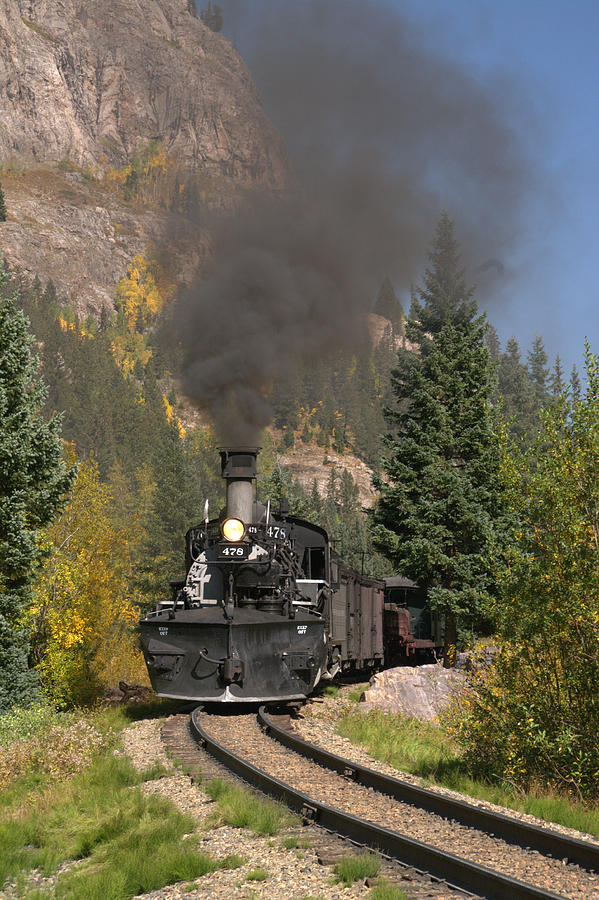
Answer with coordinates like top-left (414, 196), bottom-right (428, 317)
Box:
top-left (297, 689), bottom-right (599, 847)
top-left (201, 709), bottom-right (599, 900)
top-left (120, 718), bottom-right (376, 900)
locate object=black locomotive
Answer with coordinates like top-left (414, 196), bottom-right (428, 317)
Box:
top-left (139, 446), bottom-right (441, 703)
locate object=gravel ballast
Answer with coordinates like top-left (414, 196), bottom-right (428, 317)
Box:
top-left (295, 689), bottom-right (599, 847)
top-left (120, 718), bottom-right (377, 900)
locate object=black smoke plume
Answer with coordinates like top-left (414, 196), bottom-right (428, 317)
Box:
top-left (176, 0), bottom-right (540, 442)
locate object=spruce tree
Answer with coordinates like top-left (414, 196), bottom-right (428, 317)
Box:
top-left (373, 277), bottom-right (404, 333)
top-left (497, 337), bottom-right (537, 440)
top-left (484, 323), bottom-right (501, 364)
top-left (549, 354), bottom-right (565, 397)
top-left (570, 363), bottom-right (581, 402)
top-left (0, 263), bottom-right (73, 709)
top-left (527, 335), bottom-right (549, 407)
top-left (0, 181), bottom-right (7, 222)
top-left (370, 213), bottom-right (504, 659)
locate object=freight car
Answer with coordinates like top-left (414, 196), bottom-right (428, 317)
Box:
top-left (383, 576), bottom-right (442, 665)
top-left (139, 446), bottom-right (438, 703)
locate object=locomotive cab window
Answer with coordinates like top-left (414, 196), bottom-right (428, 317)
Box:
top-left (302, 547), bottom-right (326, 580)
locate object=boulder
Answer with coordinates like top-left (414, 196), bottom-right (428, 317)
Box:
top-left (360, 664), bottom-right (464, 721)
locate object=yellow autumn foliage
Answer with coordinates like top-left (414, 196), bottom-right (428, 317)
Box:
top-left (115, 253), bottom-right (163, 331)
top-left (28, 451), bottom-right (147, 707)
top-left (163, 394), bottom-right (187, 439)
top-left (111, 331), bottom-right (153, 378)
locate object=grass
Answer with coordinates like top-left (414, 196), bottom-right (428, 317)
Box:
top-left (338, 708), bottom-right (599, 836)
top-left (368, 878), bottom-right (407, 900)
top-left (0, 700), bottom-right (254, 899)
top-left (246, 867), bottom-right (269, 881)
top-left (205, 778), bottom-right (299, 835)
top-left (0, 752), bottom-right (244, 900)
top-left (281, 836), bottom-right (312, 850)
top-left (347, 683), bottom-right (369, 703)
top-left (320, 684), bottom-right (339, 698)
top-left (333, 853), bottom-right (380, 885)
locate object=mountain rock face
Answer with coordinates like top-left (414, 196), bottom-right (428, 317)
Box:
top-left (0, 0), bottom-right (290, 185)
top-left (0, 0), bottom-right (292, 313)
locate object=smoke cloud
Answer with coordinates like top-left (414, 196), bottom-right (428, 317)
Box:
top-left (176, 0), bottom-right (539, 442)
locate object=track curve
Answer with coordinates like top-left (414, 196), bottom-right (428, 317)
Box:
top-left (258, 706), bottom-right (599, 872)
top-left (191, 707), bottom-right (597, 900)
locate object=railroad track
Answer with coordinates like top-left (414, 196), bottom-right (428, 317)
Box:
top-left (163, 707), bottom-right (599, 900)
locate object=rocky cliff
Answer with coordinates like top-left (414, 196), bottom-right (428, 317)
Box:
top-left (0, 0), bottom-right (292, 313)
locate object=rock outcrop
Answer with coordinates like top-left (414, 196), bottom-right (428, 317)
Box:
top-left (279, 441), bottom-right (378, 509)
top-left (0, 0), bottom-right (291, 185)
top-left (360, 664), bottom-right (464, 722)
top-left (0, 0), bottom-right (292, 313)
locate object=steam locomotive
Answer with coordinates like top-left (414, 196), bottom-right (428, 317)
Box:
top-left (139, 446), bottom-right (441, 703)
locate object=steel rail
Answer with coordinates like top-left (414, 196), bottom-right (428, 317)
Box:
top-left (259, 707), bottom-right (599, 874)
top-left (190, 708), bottom-right (566, 900)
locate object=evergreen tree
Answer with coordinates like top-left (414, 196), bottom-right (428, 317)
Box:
top-left (200, 2), bottom-right (223, 31)
top-left (137, 421), bottom-right (206, 607)
top-left (484, 323), bottom-right (501, 364)
top-left (0, 264), bottom-right (73, 709)
top-left (497, 337), bottom-right (537, 441)
top-left (370, 213), bottom-right (504, 659)
top-left (373, 277), bottom-right (404, 333)
top-left (0, 181), bottom-right (7, 222)
top-left (527, 335), bottom-right (549, 407)
top-left (570, 363), bottom-right (582, 402)
top-left (550, 354), bottom-right (565, 397)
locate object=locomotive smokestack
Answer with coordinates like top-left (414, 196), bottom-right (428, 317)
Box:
top-left (219, 447), bottom-right (260, 525)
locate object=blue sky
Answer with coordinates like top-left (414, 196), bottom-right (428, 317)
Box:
top-left (395, 0), bottom-right (598, 371)
top-left (225, 0), bottom-right (597, 373)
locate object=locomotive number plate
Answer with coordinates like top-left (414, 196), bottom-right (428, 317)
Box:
top-left (247, 524), bottom-right (289, 541)
top-left (216, 542), bottom-right (249, 559)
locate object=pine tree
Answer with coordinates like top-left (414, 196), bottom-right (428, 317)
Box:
top-left (200, 2), bottom-right (223, 31)
top-left (0, 263), bottom-right (73, 709)
top-left (0, 181), bottom-right (7, 222)
top-left (370, 213), bottom-right (504, 660)
top-left (137, 420), bottom-right (205, 608)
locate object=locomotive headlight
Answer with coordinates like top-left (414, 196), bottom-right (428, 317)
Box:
top-left (221, 517), bottom-right (245, 542)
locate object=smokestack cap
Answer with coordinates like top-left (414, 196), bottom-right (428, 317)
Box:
top-left (219, 447), bottom-right (261, 479)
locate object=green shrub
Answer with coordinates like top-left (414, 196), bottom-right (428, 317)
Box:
top-left (0, 701), bottom-right (75, 745)
top-left (457, 345), bottom-right (599, 801)
top-left (0, 704), bottom-right (111, 787)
